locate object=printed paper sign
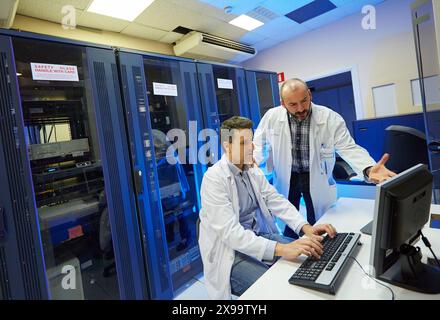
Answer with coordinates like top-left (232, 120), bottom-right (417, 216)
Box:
top-left (153, 82), bottom-right (178, 96)
top-left (217, 78), bottom-right (233, 89)
top-left (31, 62), bottom-right (79, 82)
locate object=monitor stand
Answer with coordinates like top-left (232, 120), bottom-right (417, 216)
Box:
top-left (428, 257), bottom-right (440, 267)
top-left (360, 220), bottom-right (373, 235)
top-left (379, 244), bottom-right (440, 294)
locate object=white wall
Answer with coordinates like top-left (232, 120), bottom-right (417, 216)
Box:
top-left (243, 0), bottom-right (421, 119)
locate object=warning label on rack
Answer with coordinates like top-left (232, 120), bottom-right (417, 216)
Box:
top-left (153, 82), bottom-right (178, 96)
top-left (31, 62), bottom-right (79, 82)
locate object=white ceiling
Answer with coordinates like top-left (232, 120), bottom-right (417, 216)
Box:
top-left (16, 0), bottom-right (386, 51)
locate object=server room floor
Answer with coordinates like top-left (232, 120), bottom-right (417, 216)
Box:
top-left (174, 273), bottom-right (209, 300)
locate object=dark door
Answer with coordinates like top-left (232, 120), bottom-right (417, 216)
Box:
top-left (0, 35), bottom-right (48, 300)
top-left (307, 71), bottom-right (357, 136)
top-left (118, 52), bottom-right (173, 299)
top-left (246, 70), bottom-right (280, 128)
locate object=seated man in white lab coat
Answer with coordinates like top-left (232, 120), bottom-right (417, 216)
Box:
top-left (198, 116), bottom-right (337, 300)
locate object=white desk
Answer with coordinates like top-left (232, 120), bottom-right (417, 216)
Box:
top-left (240, 197), bottom-right (440, 300)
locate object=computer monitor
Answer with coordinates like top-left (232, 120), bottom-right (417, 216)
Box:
top-left (370, 164), bottom-right (440, 293)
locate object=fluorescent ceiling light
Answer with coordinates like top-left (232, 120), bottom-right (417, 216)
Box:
top-left (87, 0), bottom-right (155, 21)
top-left (228, 14), bottom-right (264, 31)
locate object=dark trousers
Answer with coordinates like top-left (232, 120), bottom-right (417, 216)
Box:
top-left (283, 172), bottom-right (316, 238)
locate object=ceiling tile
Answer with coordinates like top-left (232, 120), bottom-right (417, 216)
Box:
top-left (60, 0), bottom-right (91, 10)
top-left (134, 0), bottom-right (185, 31)
top-left (121, 23), bottom-right (168, 40)
top-left (238, 32), bottom-right (267, 46)
top-left (246, 5), bottom-right (280, 24)
top-left (285, 0), bottom-right (337, 24)
top-left (77, 11), bottom-right (130, 32)
top-left (260, 0), bottom-right (314, 15)
top-left (197, 0), bottom-right (266, 16)
top-left (136, 0), bottom-right (244, 40)
top-left (300, 4), bottom-right (353, 30)
top-left (333, 0), bottom-right (385, 15)
top-left (253, 37), bottom-right (282, 52)
top-left (254, 16), bottom-right (309, 38)
top-left (166, 0), bottom-right (232, 22)
top-left (17, 0), bottom-right (84, 25)
top-left (331, 0), bottom-right (385, 8)
top-left (159, 31), bottom-right (183, 44)
top-left (15, 0), bottom-right (389, 55)
top-left (253, 20), bottom-right (313, 52)
top-left (18, 0), bottom-right (92, 13)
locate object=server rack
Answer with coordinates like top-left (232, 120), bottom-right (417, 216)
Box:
top-left (0, 31), bottom-right (149, 300)
top-left (245, 70), bottom-right (280, 128)
top-left (0, 30), bottom-right (280, 300)
top-left (117, 49), bottom-right (205, 298)
top-left (196, 62), bottom-right (251, 164)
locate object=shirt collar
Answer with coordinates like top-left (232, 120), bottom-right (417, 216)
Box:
top-left (226, 159), bottom-right (249, 176)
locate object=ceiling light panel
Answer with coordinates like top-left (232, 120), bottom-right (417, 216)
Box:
top-left (87, 0), bottom-right (155, 21)
top-left (229, 14), bottom-right (264, 31)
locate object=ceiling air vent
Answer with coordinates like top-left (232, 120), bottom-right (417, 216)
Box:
top-left (173, 31), bottom-right (256, 63)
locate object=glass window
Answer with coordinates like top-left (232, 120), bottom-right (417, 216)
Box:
top-left (13, 38), bottom-right (120, 300)
top-left (212, 65), bottom-right (240, 124)
top-left (143, 57), bottom-right (202, 290)
top-left (256, 72), bottom-right (275, 117)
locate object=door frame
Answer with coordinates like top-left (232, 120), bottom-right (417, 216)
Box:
top-left (305, 66), bottom-right (364, 120)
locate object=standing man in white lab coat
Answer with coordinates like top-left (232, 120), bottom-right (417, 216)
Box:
top-left (198, 116), bottom-right (337, 300)
top-left (254, 78), bottom-right (396, 238)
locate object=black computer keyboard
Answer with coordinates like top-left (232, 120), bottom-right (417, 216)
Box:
top-left (289, 232), bottom-right (361, 295)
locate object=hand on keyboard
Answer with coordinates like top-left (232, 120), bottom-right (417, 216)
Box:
top-left (302, 223), bottom-right (337, 239)
top-left (275, 236), bottom-right (324, 261)
top-left (289, 232), bottom-right (362, 294)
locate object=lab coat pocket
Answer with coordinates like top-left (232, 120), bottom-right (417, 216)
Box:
top-left (319, 146), bottom-right (335, 176)
top-left (272, 127), bottom-right (285, 151)
top-left (269, 127), bottom-right (281, 143)
top-left (272, 127), bottom-right (282, 136)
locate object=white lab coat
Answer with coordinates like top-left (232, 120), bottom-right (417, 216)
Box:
top-left (254, 103), bottom-right (376, 220)
top-left (198, 154), bottom-right (308, 300)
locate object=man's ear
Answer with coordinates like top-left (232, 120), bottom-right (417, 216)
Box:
top-left (308, 89), bottom-right (312, 100)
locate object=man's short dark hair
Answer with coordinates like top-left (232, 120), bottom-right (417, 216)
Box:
top-left (220, 116), bottom-right (253, 145)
